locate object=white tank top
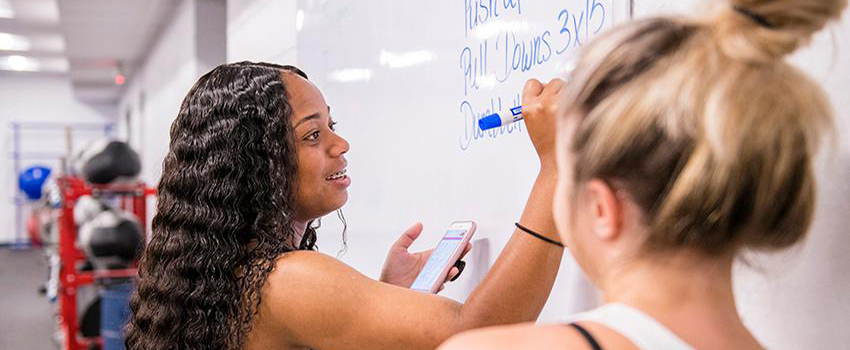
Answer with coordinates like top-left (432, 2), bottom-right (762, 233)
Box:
top-left (565, 303), bottom-right (697, 350)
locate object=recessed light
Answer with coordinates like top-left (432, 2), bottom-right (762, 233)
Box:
top-left (0, 33), bottom-right (32, 51)
top-left (0, 55), bottom-right (68, 72)
top-left (2, 55), bottom-right (40, 71)
top-left (0, 0), bottom-right (14, 19)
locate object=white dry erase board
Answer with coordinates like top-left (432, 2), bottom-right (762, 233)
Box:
top-left (297, 0), bottom-right (631, 320)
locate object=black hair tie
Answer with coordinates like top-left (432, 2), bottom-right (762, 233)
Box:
top-left (733, 6), bottom-right (775, 28)
top-left (515, 222), bottom-right (565, 248)
top-left (449, 260), bottom-right (466, 282)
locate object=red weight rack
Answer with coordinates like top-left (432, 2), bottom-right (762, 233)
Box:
top-left (55, 176), bottom-right (156, 350)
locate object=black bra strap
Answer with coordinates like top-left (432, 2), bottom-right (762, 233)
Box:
top-left (568, 323), bottom-right (604, 350)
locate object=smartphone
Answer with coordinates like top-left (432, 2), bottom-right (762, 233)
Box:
top-left (410, 221), bottom-right (477, 293)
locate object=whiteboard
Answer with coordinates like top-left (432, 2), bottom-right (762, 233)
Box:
top-left (296, 0), bottom-right (631, 321)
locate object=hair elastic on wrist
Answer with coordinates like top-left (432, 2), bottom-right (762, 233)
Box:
top-left (515, 222), bottom-right (564, 248)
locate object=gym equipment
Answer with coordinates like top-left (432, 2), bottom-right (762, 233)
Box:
top-left (78, 211), bottom-right (144, 270)
top-left (27, 211), bottom-right (42, 246)
top-left (71, 140), bottom-right (141, 184)
top-left (74, 196), bottom-right (110, 226)
top-left (18, 165), bottom-right (52, 200)
top-left (54, 176), bottom-right (155, 350)
top-left (101, 282), bottom-right (133, 350)
top-left (79, 296), bottom-right (101, 338)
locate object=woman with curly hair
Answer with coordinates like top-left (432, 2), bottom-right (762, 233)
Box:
top-left (125, 61), bottom-right (567, 350)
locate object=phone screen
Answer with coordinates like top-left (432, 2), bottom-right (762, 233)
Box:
top-left (410, 228), bottom-right (468, 292)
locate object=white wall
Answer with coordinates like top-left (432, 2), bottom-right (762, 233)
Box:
top-left (115, 0), bottom-right (288, 186)
top-left (227, 0), bottom-right (297, 64)
top-left (116, 0), bottom-right (198, 186)
top-left (0, 74), bottom-right (117, 243)
top-left (112, 0), bottom-right (200, 238)
top-left (732, 12), bottom-right (850, 350)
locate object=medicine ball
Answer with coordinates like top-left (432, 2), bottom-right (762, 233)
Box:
top-left (18, 165), bottom-right (52, 200)
top-left (80, 296), bottom-right (101, 338)
top-left (72, 140), bottom-right (141, 184)
top-left (74, 195), bottom-right (110, 226)
top-left (78, 211), bottom-right (144, 270)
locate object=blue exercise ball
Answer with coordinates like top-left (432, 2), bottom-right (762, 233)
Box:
top-left (19, 166), bottom-right (52, 200)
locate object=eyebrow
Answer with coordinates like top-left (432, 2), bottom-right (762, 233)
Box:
top-left (294, 112), bottom-right (321, 128)
top-left (294, 106), bottom-right (332, 128)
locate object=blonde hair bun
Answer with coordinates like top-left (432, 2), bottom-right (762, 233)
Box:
top-left (713, 0), bottom-right (848, 62)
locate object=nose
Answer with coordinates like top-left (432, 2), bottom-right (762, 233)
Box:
top-left (329, 132), bottom-right (349, 157)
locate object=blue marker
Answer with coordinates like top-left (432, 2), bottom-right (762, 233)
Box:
top-left (478, 106), bottom-right (523, 130)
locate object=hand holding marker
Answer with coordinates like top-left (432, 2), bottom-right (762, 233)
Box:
top-left (481, 68), bottom-right (574, 130)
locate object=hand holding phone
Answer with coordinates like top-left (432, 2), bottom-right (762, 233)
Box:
top-left (410, 221), bottom-right (477, 293)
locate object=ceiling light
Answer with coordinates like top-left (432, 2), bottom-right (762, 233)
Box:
top-left (1, 55), bottom-right (40, 71)
top-left (0, 0), bottom-right (14, 19)
top-left (0, 33), bottom-right (32, 51)
top-left (0, 56), bottom-right (68, 72)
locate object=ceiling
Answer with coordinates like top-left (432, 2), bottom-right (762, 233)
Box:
top-left (0, 0), bottom-right (179, 103)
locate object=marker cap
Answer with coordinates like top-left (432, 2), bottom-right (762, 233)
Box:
top-left (478, 114), bottom-right (503, 130)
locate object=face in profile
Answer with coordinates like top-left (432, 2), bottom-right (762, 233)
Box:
top-left (553, 114), bottom-right (596, 275)
top-left (553, 115), bottom-right (580, 247)
top-left (284, 73), bottom-right (351, 221)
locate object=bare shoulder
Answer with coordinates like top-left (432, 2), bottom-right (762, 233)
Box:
top-left (257, 251), bottom-right (376, 342)
top-left (271, 250), bottom-right (349, 274)
top-left (273, 249), bottom-right (351, 273)
top-left (266, 250), bottom-right (367, 297)
top-left (262, 250), bottom-right (373, 319)
top-left (438, 322), bottom-right (591, 350)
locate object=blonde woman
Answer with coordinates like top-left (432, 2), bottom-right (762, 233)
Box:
top-left (439, 0), bottom-right (848, 349)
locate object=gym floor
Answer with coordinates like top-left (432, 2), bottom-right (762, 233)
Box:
top-left (0, 248), bottom-right (58, 349)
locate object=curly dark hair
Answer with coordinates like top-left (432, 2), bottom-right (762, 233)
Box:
top-left (125, 61), bottom-right (316, 350)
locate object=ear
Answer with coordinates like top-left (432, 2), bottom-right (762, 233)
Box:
top-left (584, 179), bottom-right (621, 242)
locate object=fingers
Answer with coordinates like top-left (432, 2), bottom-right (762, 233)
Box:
top-left (522, 79), bottom-right (544, 106)
top-left (449, 260), bottom-right (466, 282)
top-left (446, 267), bottom-right (460, 281)
top-left (522, 78), bottom-right (565, 114)
top-left (542, 78), bottom-right (566, 117)
top-left (392, 222), bottom-right (423, 251)
top-left (519, 77), bottom-right (567, 166)
top-left (438, 261), bottom-right (467, 294)
top-left (447, 267), bottom-right (460, 281)
top-left (523, 78), bottom-right (564, 105)
top-left (545, 78), bottom-right (566, 94)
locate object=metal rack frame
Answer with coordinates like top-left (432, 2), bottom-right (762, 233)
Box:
top-left (8, 121), bottom-right (114, 249)
top-left (55, 176), bottom-right (155, 350)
